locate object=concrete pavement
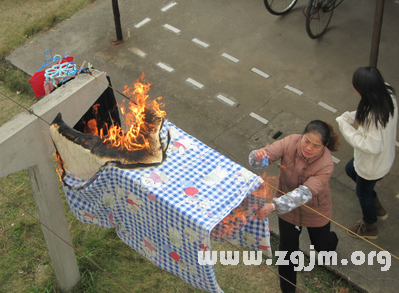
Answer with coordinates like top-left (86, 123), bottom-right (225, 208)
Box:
top-left (6, 0), bottom-right (399, 292)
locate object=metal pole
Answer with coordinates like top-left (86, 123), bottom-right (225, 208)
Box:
top-left (369, 0), bottom-right (385, 67)
top-left (112, 0), bottom-right (123, 42)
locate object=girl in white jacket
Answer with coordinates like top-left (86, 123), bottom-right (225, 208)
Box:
top-left (336, 67), bottom-right (398, 239)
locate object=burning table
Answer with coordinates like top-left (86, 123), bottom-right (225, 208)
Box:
top-left (49, 77), bottom-right (272, 293)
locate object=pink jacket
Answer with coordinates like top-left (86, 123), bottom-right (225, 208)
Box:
top-left (265, 134), bottom-right (334, 227)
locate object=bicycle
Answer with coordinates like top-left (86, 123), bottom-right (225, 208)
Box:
top-left (263, 0), bottom-right (345, 39)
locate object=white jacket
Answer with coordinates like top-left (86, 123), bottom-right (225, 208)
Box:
top-left (336, 95), bottom-right (398, 180)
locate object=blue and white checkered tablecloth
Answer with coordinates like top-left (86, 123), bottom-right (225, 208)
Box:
top-left (62, 120), bottom-right (271, 293)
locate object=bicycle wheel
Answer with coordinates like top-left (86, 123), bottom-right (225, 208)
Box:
top-left (264, 0), bottom-right (298, 15)
top-left (305, 0), bottom-right (334, 39)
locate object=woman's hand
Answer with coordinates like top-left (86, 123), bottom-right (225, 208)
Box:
top-left (253, 203), bottom-right (275, 219)
top-left (254, 148), bottom-right (268, 162)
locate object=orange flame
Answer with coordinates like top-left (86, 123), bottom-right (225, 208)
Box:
top-left (87, 73), bottom-right (166, 151)
top-left (212, 171), bottom-right (278, 239)
top-left (84, 104), bottom-right (101, 135)
top-left (253, 171), bottom-right (277, 203)
top-left (216, 204), bottom-right (255, 238)
top-left (85, 118), bottom-right (99, 136)
top-left (54, 152), bottom-right (65, 181)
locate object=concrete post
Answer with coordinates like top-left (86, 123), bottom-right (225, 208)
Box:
top-left (0, 70), bottom-right (108, 292)
top-left (28, 162), bottom-right (81, 292)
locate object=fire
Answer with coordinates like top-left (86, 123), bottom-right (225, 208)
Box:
top-left (86, 73), bottom-right (166, 151)
top-left (84, 104), bottom-right (100, 136)
top-left (252, 171), bottom-right (277, 203)
top-left (212, 172), bottom-right (277, 239)
top-left (213, 203), bottom-right (258, 239)
top-left (54, 152), bottom-right (65, 181)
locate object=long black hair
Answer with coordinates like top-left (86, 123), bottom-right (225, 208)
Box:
top-left (352, 67), bottom-right (395, 128)
top-left (303, 120), bottom-right (339, 152)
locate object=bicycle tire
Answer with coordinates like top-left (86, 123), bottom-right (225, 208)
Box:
top-left (305, 0), bottom-right (334, 39)
top-left (264, 0), bottom-right (298, 15)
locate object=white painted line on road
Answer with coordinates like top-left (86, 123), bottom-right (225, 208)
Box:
top-left (318, 101), bottom-right (338, 113)
top-left (157, 62), bottom-right (174, 72)
top-left (250, 113), bottom-right (269, 125)
top-left (251, 67), bottom-right (270, 79)
top-left (332, 156), bottom-right (340, 164)
top-left (163, 24), bottom-right (181, 34)
top-left (161, 1), bottom-right (177, 12)
top-left (284, 84), bottom-right (303, 96)
top-left (186, 78), bottom-right (204, 89)
top-left (221, 53), bottom-right (239, 63)
top-left (192, 38), bottom-right (209, 48)
top-left (284, 85), bottom-right (303, 96)
top-left (135, 18), bottom-right (151, 28)
top-left (396, 141), bottom-right (399, 148)
top-left (216, 94), bottom-right (235, 106)
top-left (129, 47), bottom-right (146, 58)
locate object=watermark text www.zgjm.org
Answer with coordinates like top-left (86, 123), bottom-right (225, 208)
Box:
top-left (198, 245), bottom-right (391, 271)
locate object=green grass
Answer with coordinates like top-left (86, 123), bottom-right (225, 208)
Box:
top-left (0, 0), bottom-right (362, 292)
top-left (0, 0), bottom-right (97, 89)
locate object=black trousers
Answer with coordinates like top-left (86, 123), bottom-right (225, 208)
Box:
top-left (278, 217), bottom-right (338, 293)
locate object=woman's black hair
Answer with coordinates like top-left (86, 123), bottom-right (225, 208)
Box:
top-left (303, 120), bottom-right (339, 152)
top-left (352, 66), bottom-right (395, 128)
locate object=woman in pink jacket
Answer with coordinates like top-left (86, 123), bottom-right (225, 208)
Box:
top-left (249, 120), bottom-right (339, 293)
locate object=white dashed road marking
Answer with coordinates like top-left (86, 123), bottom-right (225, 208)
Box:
top-left (284, 85), bottom-right (303, 96)
top-left (163, 24), bottom-right (181, 34)
top-left (332, 156), bottom-right (340, 164)
top-left (216, 94), bottom-right (235, 106)
top-left (251, 67), bottom-right (270, 79)
top-left (157, 62), bottom-right (174, 72)
top-left (161, 2), bottom-right (177, 12)
top-left (192, 38), bottom-right (209, 48)
top-left (250, 113), bottom-right (269, 125)
top-left (318, 102), bottom-right (338, 113)
top-left (129, 48), bottom-right (146, 58)
top-left (221, 53), bottom-right (239, 63)
top-left (142, 2), bottom-right (346, 142)
top-left (135, 18), bottom-right (151, 28)
top-left (186, 78), bottom-right (204, 89)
